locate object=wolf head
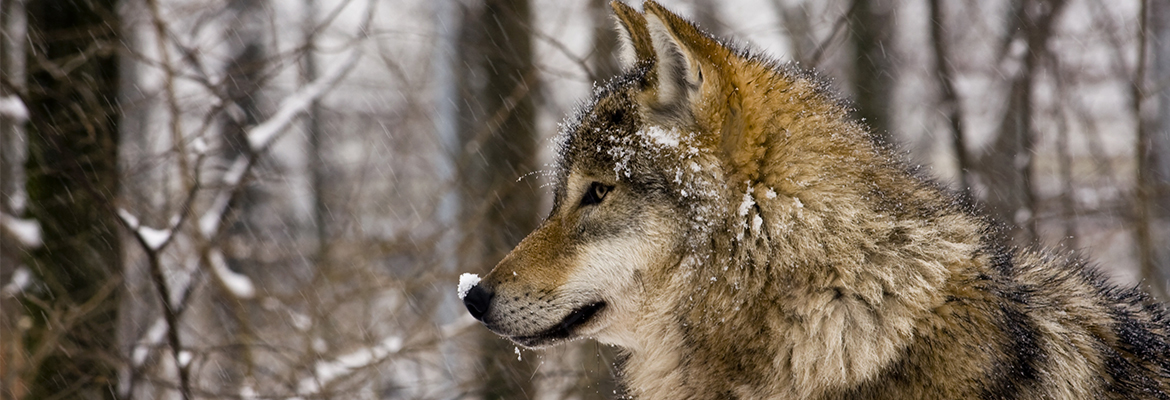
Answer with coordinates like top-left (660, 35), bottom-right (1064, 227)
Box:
top-left (462, 0), bottom-right (888, 351)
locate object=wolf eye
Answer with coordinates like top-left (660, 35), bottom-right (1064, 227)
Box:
top-left (581, 182), bottom-right (612, 206)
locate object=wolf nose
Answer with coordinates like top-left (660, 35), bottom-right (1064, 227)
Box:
top-left (463, 284), bottom-right (493, 321)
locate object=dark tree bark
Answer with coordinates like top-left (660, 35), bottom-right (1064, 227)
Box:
top-left (457, 0), bottom-right (542, 397)
top-left (22, 1), bottom-right (122, 398)
top-left (1153, 0), bottom-right (1170, 283)
top-left (1056, 105), bottom-right (1078, 248)
top-left (1138, 0), bottom-right (1170, 300)
top-left (1153, 0), bottom-right (1170, 211)
top-left (589, 0), bottom-right (621, 80)
top-left (848, 0), bottom-right (896, 144)
top-left (462, 0), bottom-right (540, 298)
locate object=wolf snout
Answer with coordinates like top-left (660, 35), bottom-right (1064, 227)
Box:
top-left (462, 284), bottom-right (493, 321)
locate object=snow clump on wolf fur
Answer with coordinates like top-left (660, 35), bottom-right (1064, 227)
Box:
top-left (552, 99), bottom-right (732, 251)
top-left (621, 127), bottom-right (726, 236)
top-left (736, 183), bottom-right (757, 241)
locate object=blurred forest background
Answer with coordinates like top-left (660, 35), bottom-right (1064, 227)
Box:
top-left (1, 0), bottom-right (1168, 398)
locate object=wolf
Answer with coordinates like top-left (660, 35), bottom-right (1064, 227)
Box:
top-left (460, 1), bottom-right (1170, 398)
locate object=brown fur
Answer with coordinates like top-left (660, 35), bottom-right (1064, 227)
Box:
top-left (461, 2), bottom-right (1170, 399)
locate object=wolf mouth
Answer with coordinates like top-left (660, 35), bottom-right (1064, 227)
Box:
top-left (512, 301), bottom-right (607, 347)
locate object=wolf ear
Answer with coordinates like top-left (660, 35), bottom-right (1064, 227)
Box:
top-left (641, 2), bottom-right (756, 179)
top-left (611, 1), bottom-right (654, 70)
top-left (641, 1), bottom-right (722, 109)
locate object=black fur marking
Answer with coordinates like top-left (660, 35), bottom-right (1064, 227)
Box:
top-left (610, 108), bottom-right (627, 126)
top-left (612, 351), bottom-right (634, 400)
top-left (1100, 341), bottom-right (1170, 400)
top-left (981, 297), bottom-right (1045, 399)
top-left (1070, 257), bottom-right (1170, 397)
top-left (1118, 311), bottom-right (1166, 363)
top-left (987, 243), bottom-right (1016, 278)
top-left (1099, 298), bottom-right (1170, 398)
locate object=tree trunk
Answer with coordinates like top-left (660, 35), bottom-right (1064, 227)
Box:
top-left (848, 0), bottom-right (896, 144)
top-left (928, 0), bottom-right (971, 198)
top-left (22, 1), bottom-right (122, 398)
top-left (0, 1), bottom-right (32, 398)
top-left (973, 0), bottom-right (1066, 247)
top-left (214, 0), bottom-right (269, 391)
top-left (1139, 0), bottom-right (1170, 299)
top-left (303, 0), bottom-right (328, 258)
top-left (589, 0), bottom-right (621, 80)
top-left (458, 0), bottom-right (542, 397)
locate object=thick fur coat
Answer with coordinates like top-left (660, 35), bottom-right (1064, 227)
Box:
top-left (461, 2), bottom-right (1170, 399)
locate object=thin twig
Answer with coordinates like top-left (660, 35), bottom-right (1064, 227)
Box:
top-left (145, 0), bottom-right (192, 196)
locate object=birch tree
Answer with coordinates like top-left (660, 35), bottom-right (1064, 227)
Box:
top-left (0, 1), bottom-right (36, 398)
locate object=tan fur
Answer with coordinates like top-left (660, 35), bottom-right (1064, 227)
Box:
top-left (463, 2), bottom-right (1170, 399)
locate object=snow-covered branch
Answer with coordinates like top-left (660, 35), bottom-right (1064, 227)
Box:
top-left (1, 266), bottom-right (32, 297)
top-left (1, 211), bottom-right (41, 248)
top-left (246, 48), bottom-right (363, 152)
top-left (293, 335), bottom-right (404, 398)
top-left (198, 156), bottom-right (248, 239)
top-left (117, 208), bottom-right (175, 251)
top-left (0, 95), bottom-right (28, 123)
top-left (200, 47), bottom-right (363, 242)
top-left (207, 248), bottom-right (255, 299)
top-left (131, 318), bottom-right (169, 367)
